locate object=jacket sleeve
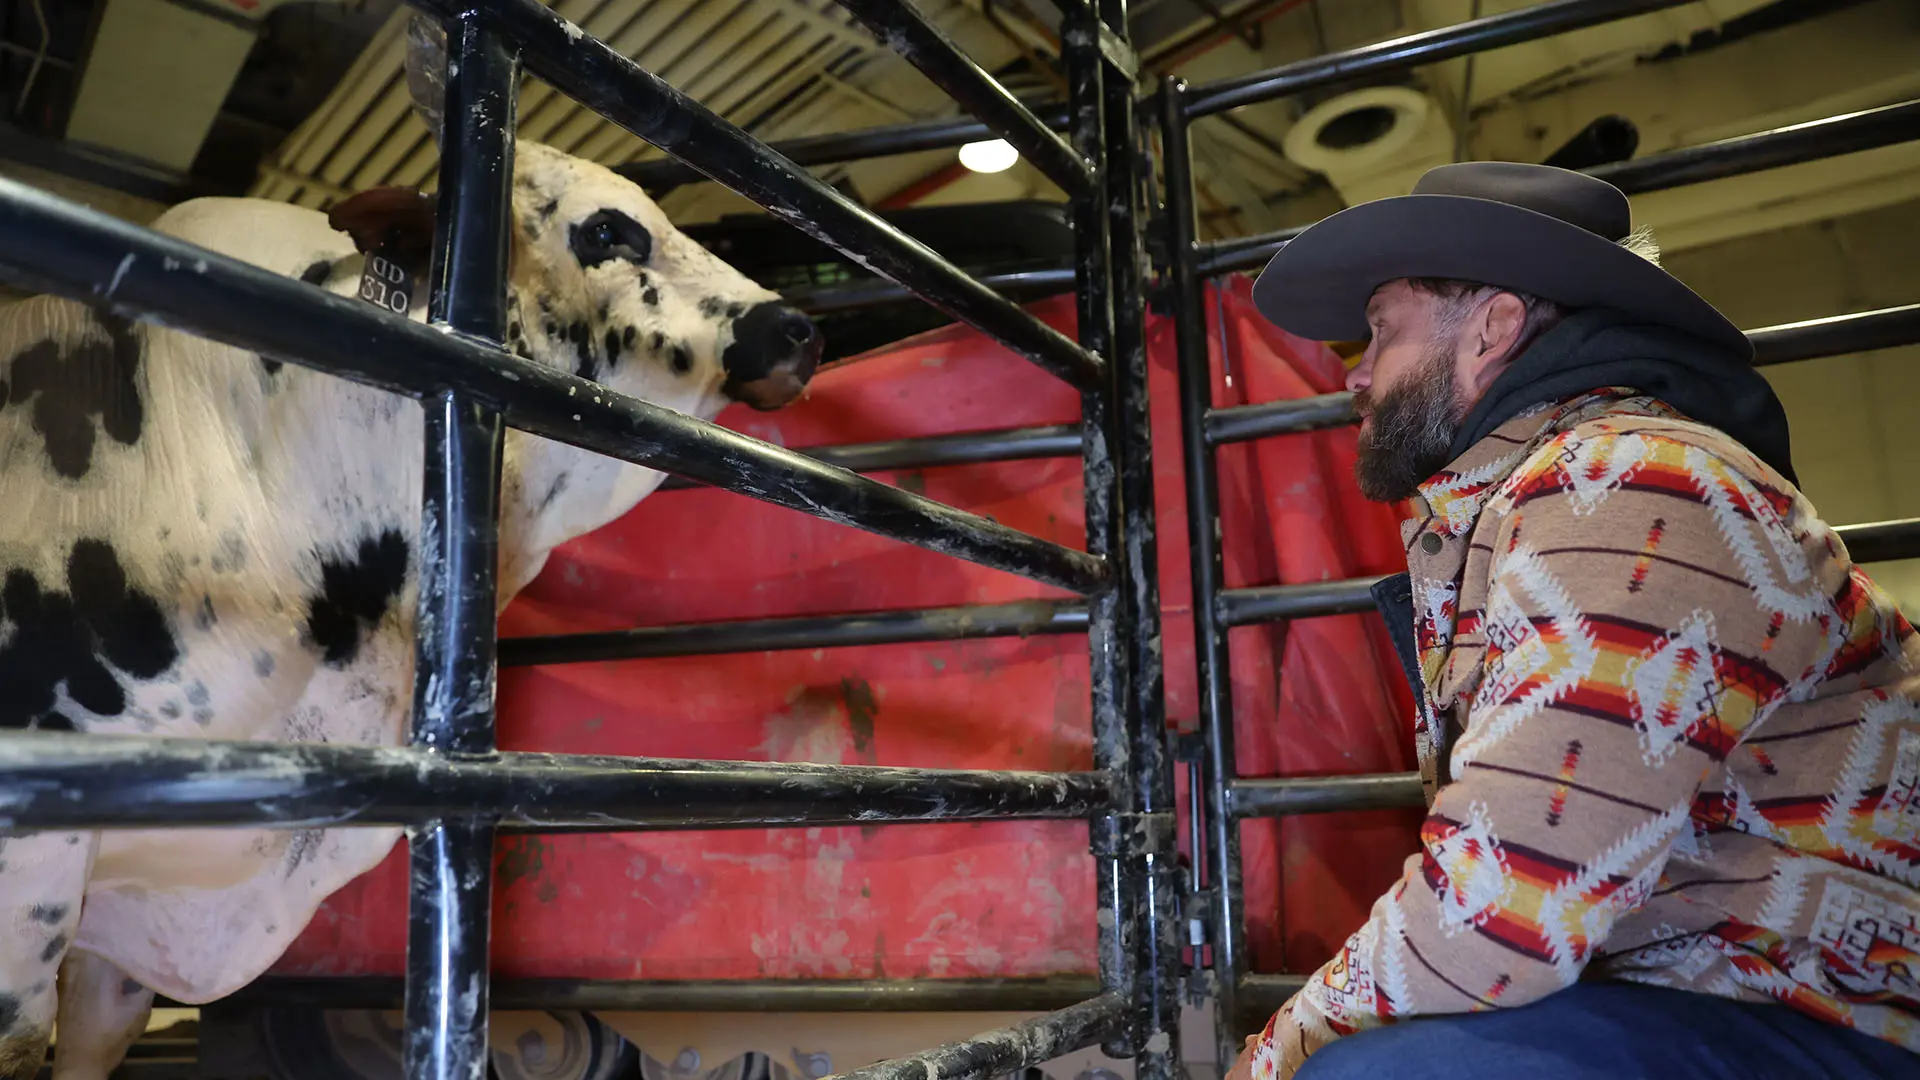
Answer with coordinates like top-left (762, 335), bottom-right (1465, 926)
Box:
top-left (1251, 428), bottom-right (1848, 1070)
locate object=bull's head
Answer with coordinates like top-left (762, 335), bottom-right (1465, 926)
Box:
top-left (332, 16), bottom-right (821, 420)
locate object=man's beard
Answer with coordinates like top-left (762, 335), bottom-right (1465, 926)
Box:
top-left (1353, 338), bottom-right (1469, 502)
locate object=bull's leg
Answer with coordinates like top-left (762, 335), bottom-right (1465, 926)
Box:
top-left (0, 832), bottom-right (94, 1080)
top-left (49, 950), bottom-right (153, 1080)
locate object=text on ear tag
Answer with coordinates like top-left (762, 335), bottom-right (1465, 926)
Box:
top-left (357, 249), bottom-right (416, 317)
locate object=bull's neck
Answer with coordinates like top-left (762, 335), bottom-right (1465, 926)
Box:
top-left (496, 431), bottom-right (664, 604)
top-left (492, 277), bottom-right (663, 603)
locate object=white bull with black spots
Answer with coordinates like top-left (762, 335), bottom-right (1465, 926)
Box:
top-left (0, 18), bottom-right (820, 1078)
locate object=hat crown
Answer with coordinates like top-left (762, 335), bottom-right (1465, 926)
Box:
top-left (1414, 161), bottom-right (1631, 242)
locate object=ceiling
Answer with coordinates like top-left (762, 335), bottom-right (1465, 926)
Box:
top-left (3, 0), bottom-right (1917, 258)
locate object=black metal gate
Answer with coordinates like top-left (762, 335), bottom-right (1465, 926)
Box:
top-left (0, 1), bottom-right (1178, 1078)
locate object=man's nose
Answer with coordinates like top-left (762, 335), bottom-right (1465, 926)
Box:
top-left (1345, 355), bottom-right (1373, 395)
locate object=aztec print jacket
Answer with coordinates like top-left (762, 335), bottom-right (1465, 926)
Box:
top-left (1252, 388), bottom-right (1920, 1076)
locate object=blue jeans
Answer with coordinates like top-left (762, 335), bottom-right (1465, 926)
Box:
top-left (1295, 981), bottom-right (1920, 1080)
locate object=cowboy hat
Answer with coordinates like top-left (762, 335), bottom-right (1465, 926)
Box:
top-left (1250, 161), bottom-right (1752, 360)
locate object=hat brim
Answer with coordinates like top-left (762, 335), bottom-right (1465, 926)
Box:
top-left (1250, 194), bottom-right (1751, 360)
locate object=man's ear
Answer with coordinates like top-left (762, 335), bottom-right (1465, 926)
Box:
top-left (1462, 291), bottom-right (1528, 397)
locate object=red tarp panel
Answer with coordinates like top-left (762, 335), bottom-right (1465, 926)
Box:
top-left (275, 279), bottom-right (1422, 983)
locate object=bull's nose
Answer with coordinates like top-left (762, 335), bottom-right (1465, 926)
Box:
top-left (776, 309), bottom-right (817, 350)
top-left (722, 301), bottom-right (823, 411)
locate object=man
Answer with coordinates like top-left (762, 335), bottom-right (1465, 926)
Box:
top-left (1225, 161), bottom-right (1920, 1079)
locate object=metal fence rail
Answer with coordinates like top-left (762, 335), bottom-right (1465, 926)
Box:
top-left (1197, 100), bottom-right (1920, 276)
top-left (200, 975), bottom-right (1106, 1013)
top-left (499, 598), bottom-right (1090, 665)
top-left (0, 1), bottom-right (1177, 1078)
top-left (0, 178), bottom-right (1108, 595)
top-left (1154, 0), bottom-right (1920, 1060)
top-left (1202, 303), bottom-right (1920, 445)
top-left (0, 734), bottom-right (1109, 831)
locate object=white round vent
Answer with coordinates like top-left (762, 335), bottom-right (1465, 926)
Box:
top-left (1283, 86), bottom-right (1438, 175)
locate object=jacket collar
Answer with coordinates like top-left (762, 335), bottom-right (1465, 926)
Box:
top-left (1410, 387), bottom-right (1685, 534)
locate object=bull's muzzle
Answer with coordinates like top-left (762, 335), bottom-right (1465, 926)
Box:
top-left (721, 302), bottom-right (823, 411)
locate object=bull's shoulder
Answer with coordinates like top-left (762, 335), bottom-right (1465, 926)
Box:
top-left (150, 197), bottom-right (358, 287)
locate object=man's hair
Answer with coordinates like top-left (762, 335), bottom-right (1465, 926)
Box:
top-left (1400, 226), bottom-right (1664, 359)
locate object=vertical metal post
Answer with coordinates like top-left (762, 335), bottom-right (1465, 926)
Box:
top-left (1103, 6), bottom-right (1178, 1077)
top-left (405, 12), bottom-right (516, 1080)
top-left (1063, 1), bottom-right (1132, 1060)
top-left (1160, 75), bottom-right (1246, 1065)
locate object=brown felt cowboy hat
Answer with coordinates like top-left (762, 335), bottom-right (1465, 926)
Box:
top-left (1251, 161), bottom-right (1752, 360)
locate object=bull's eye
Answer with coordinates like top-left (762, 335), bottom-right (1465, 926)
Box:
top-left (571, 209), bottom-right (652, 268)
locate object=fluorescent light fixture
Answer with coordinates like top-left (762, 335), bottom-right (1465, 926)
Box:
top-left (958, 138), bottom-right (1018, 174)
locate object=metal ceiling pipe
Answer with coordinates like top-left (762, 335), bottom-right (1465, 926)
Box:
top-left (618, 104), bottom-right (1075, 190)
top-left (1185, 0), bottom-right (1696, 118)
top-left (1588, 98), bottom-right (1920, 195)
top-left (1540, 113), bottom-right (1641, 170)
top-left (827, 0), bottom-right (1093, 194)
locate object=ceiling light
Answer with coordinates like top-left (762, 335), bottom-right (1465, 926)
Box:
top-left (958, 139), bottom-right (1018, 174)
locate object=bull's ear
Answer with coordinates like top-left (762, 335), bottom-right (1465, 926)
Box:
top-left (327, 187), bottom-right (437, 267)
top-left (403, 13), bottom-right (448, 143)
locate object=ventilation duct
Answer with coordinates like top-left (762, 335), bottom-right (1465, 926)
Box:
top-left (1281, 85), bottom-right (1456, 206)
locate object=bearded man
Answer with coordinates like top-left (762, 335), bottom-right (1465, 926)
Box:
top-left (1225, 162), bottom-right (1920, 1079)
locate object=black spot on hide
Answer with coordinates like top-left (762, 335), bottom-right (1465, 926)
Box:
top-left (28, 904), bottom-right (66, 925)
top-left (571, 321), bottom-right (598, 380)
top-left (4, 314), bottom-right (144, 479)
top-left (670, 344), bottom-right (693, 375)
top-left (0, 539), bottom-right (180, 730)
top-left (304, 529), bottom-right (410, 666)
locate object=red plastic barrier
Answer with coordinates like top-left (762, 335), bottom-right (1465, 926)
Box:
top-left (276, 279), bottom-right (1421, 983)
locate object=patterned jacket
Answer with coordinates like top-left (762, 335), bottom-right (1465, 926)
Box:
top-left (1252, 388), bottom-right (1920, 1073)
